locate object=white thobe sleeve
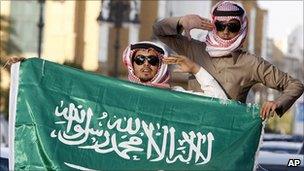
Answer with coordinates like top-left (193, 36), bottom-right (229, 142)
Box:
top-left (194, 67), bottom-right (228, 100)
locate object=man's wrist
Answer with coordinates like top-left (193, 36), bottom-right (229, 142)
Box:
top-left (273, 99), bottom-right (284, 117)
top-left (191, 64), bottom-right (200, 75)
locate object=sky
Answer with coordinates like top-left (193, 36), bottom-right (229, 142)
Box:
top-left (258, 0), bottom-right (303, 52)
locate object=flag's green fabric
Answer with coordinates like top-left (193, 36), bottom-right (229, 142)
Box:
top-left (9, 58), bottom-right (262, 170)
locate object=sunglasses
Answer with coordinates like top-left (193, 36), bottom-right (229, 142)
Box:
top-left (214, 20), bottom-right (241, 33)
top-left (133, 55), bottom-right (160, 66)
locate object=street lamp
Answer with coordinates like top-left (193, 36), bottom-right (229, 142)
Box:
top-left (97, 0), bottom-right (140, 77)
top-left (37, 0), bottom-right (45, 58)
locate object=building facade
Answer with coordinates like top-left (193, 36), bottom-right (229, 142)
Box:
top-left (287, 25), bottom-right (303, 63)
top-left (1, 0), bottom-right (100, 71)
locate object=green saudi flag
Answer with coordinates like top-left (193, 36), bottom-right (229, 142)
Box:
top-left (9, 58), bottom-right (262, 170)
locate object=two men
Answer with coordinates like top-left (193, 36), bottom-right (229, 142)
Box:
top-left (7, 1), bottom-right (303, 120)
top-left (153, 1), bottom-right (304, 119)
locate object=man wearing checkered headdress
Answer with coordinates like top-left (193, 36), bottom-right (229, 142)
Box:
top-left (153, 1), bottom-right (304, 119)
top-left (122, 41), bottom-right (227, 99)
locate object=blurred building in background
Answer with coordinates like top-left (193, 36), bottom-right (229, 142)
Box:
top-left (288, 25), bottom-right (304, 64)
top-left (0, 0), bottom-right (302, 135)
top-left (1, 0), bottom-right (100, 70)
top-left (287, 25), bottom-right (304, 135)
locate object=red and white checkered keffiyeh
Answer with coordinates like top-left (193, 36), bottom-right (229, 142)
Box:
top-left (206, 1), bottom-right (248, 57)
top-left (122, 41), bottom-right (170, 88)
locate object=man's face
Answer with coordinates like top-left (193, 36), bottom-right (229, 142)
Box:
top-left (132, 48), bottom-right (160, 82)
top-left (215, 19), bottom-right (241, 40)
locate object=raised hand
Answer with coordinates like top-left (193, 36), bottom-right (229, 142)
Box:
top-left (163, 54), bottom-right (200, 74)
top-left (179, 14), bottom-right (213, 40)
top-left (260, 101), bottom-right (279, 120)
